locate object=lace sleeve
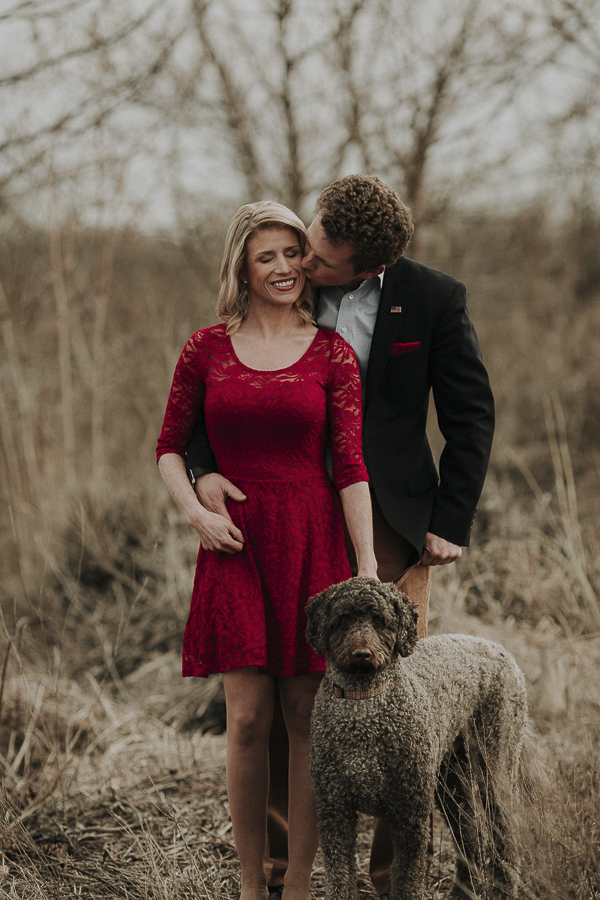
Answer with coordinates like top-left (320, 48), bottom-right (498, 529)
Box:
top-left (156, 331), bottom-right (208, 462)
top-left (327, 333), bottom-right (369, 491)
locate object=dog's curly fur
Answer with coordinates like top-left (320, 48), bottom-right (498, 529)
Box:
top-left (306, 577), bottom-right (527, 900)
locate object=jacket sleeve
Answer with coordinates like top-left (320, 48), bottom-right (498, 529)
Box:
top-left (184, 416), bottom-right (218, 473)
top-left (427, 281), bottom-right (495, 545)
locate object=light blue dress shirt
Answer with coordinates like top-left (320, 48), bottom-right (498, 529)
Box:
top-left (316, 274), bottom-right (383, 390)
top-left (317, 275), bottom-right (383, 477)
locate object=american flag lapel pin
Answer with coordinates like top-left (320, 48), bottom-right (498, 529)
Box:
top-left (391, 306), bottom-right (402, 313)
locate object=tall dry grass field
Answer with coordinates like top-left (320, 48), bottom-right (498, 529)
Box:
top-left (0, 210), bottom-right (599, 898)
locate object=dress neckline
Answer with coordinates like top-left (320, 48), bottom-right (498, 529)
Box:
top-left (227, 328), bottom-right (321, 373)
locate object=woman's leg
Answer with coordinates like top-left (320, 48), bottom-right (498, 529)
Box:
top-left (222, 668), bottom-right (276, 900)
top-left (278, 673), bottom-right (323, 900)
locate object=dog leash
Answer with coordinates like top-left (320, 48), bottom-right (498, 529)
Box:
top-left (393, 560), bottom-right (421, 589)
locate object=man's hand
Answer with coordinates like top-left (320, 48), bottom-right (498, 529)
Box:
top-left (194, 473), bottom-right (247, 519)
top-left (420, 532), bottom-right (462, 566)
top-left (190, 473), bottom-right (247, 554)
top-left (187, 507), bottom-right (245, 554)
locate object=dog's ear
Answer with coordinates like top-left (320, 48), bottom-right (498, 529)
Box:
top-left (306, 585), bottom-right (338, 656)
top-left (392, 588), bottom-right (419, 658)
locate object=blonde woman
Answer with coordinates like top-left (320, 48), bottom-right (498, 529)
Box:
top-left (157, 202), bottom-right (376, 900)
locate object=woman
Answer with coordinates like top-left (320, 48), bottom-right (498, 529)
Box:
top-left (156, 201), bottom-right (377, 900)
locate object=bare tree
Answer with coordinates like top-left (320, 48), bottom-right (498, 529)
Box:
top-left (536, 0), bottom-right (600, 297)
top-left (1, 0), bottom-right (599, 231)
top-left (0, 0), bottom-right (186, 210)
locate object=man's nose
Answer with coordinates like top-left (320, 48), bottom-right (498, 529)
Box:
top-left (302, 252), bottom-right (314, 270)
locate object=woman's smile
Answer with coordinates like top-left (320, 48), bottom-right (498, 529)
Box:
top-left (245, 226), bottom-right (306, 307)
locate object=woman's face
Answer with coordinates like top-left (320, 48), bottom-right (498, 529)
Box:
top-left (244, 226), bottom-right (305, 310)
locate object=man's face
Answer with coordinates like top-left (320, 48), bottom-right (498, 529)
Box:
top-left (302, 213), bottom-right (364, 290)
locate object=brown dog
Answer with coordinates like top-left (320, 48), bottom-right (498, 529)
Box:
top-left (307, 577), bottom-right (527, 900)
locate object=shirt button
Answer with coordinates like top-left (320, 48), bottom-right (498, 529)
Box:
top-left (348, 293), bottom-right (354, 299)
top-left (341, 327), bottom-right (347, 333)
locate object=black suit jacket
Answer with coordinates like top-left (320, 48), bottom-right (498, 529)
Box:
top-left (184, 257), bottom-right (494, 557)
top-left (360, 257), bottom-right (494, 555)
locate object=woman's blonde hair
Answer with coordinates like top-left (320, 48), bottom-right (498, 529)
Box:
top-left (217, 201), bottom-right (314, 333)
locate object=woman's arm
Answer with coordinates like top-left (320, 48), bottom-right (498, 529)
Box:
top-left (158, 453), bottom-right (244, 554)
top-left (156, 331), bottom-right (243, 554)
top-left (339, 480), bottom-right (378, 578)
top-left (326, 334), bottom-right (377, 577)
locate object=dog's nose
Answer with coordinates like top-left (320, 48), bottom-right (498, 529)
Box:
top-left (351, 648), bottom-right (373, 661)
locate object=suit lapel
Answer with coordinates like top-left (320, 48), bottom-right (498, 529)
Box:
top-left (365, 259), bottom-right (413, 405)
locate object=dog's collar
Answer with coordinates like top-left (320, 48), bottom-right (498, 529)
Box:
top-left (333, 679), bottom-right (389, 700)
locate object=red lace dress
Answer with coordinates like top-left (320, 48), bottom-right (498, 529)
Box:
top-left (156, 324), bottom-right (368, 677)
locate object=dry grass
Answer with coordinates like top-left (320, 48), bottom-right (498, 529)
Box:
top-left (0, 208), bottom-right (599, 897)
top-left (0, 599), bottom-right (597, 898)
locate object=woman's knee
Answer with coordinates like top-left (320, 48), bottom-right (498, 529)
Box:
top-left (281, 676), bottom-right (322, 737)
top-left (227, 704), bottom-right (272, 747)
top-left (223, 669), bottom-right (274, 747)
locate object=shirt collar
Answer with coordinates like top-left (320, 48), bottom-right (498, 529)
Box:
top-left (327, 272), bottom-right (383, 300)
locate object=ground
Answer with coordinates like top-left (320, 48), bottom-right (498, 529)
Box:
top-left (0, 602), bottom-right (598, 899)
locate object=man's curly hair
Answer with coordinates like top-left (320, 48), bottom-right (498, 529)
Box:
top-left (315, 175), bottom-right (414, 273)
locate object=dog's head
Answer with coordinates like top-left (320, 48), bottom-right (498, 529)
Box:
top-left (306, 577), bottom-right (419, 674)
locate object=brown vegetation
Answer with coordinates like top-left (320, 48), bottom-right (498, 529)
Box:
top-left (0, 207), bottom-right (599, 897)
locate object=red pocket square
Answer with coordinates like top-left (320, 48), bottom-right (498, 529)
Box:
top-left (391, 341), bottom-right (421, 356)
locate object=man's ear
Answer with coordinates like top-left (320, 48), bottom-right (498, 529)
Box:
top-left (355, 264), bottom-right (386, 281)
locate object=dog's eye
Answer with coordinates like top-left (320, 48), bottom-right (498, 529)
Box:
top-left (372, 615), bottom-right (384, 626)
top-left (337, 614), bottom-right (352, 628)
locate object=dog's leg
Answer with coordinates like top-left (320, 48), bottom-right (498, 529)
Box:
top-left (436, 737), bottom-right (484, 899)
top-left (482, 738), bottom-right (522, 898)
top-left (386, 810), bottom-right (430, 900)
top-left (317, 801), bottom-right (359, 900)
top-left (476, 686), bottom-right (525, 899)
top-left (486, 786), bottom-right (520, 900)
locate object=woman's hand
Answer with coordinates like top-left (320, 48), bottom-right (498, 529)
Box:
top-left (192, 473), bottom-right (247, 552)
top-left (356, 562), bottom-right (379, 580)
top-left (187, 506), bottom-right (245, 554)
top-left (339, 481), bottom-right (379, 579)
top-left (158, 453), bottom-right (244, 554)
top-left (356, 549), bottom-right (379, 579)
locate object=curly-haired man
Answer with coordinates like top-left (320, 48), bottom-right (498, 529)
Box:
top-left (183, 174), bottom-right (495, 899)
top-left (314, 175), bottom-right (414, 271)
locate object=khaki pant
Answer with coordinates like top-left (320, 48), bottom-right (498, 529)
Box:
top-left (267, 493), bottom-right (431, 894)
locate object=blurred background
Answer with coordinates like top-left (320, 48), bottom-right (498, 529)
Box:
top-left (0, 1), bottom-right (599, 896)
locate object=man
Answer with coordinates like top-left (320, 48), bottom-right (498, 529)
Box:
top-left (184, 175), bottom-right (495, 897)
